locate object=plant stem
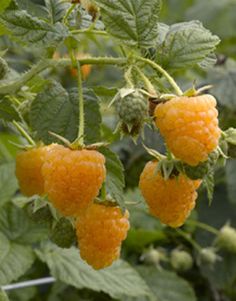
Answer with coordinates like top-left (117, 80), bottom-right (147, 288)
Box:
top-left (186, 220), bottom-right (219, 235)
top-left (176, 228), bottom-right (202, 252)
top-left (136, 56), bottom-right (183, 96)
top-left (63, 3), bottom-right (76, 26)
top-left (12, 121), bottom-right (35, 146)
top-left (77, 60), bottom-right (85, 144)
top-left (124, 67), bottom-right (134, 88)
top-left (134, 66), bottom-right (157, 96)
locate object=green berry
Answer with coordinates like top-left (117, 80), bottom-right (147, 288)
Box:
top-left (26, 203), bottom-right (53, 224)
top-left (183, 161), bottom-right (209, 180)
top-left (215, 224), bottom-right (236, 253)
top-left (199, 248), bottom-right (219, 265)
top-left (50, 218), bottom-right (76, 248)
top-left (141, 249), bottom-right (161, 265)
top-left (0, 57), bottom-right (9, 80)
top-left (170, 249), bottom-right (193, 272)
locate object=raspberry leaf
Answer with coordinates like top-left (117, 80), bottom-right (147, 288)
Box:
top-left (204, 171), bottom-right (215, 205)
top-left (156, 21), bottom-right (220, 70)
top-left (0, 97), bottom-right (21, 122)
top-left (45, 0), bottom-right (71, 24)
top-left (95, 0), bottom-right (162, 48)
top-left (0, 162), bottom-right (18, 208)
top-left (0, 289), bottom-right (10, 301)
top-left (0, 0), bottom-right (11, 14)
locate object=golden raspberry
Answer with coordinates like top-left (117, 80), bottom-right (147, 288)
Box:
top-left (139, 161), bottom-right (201, 228)
top-left (154, 95), bottom-right (220, 166)
top-left (42, 145), bottom-right (106, 216)
top-left (76, 202), bottom-right (130, 269)
top-left (15, 146), bottom-right (53, 196)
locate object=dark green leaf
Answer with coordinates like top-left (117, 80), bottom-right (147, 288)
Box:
top-left (45, 0), bottom-right (71, 24)
top-left (0, 162), bottom-right (18, 208)
top-left (0, 0), bottom-right (11, 13)
top-left (204, 171), bottom-right (215, 205)
top-left (0, 97), bottom-right (21, 121)
top-left (95, 0), bottom-right (162, 48)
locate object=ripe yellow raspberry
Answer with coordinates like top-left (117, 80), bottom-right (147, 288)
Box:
top-left (15, 146), bottom-right (53, 196)
top-left (139, 161), bottom-right (201, 228)
top-left (76, 202), bottom-right (130, 270)
top-left (154, 95), bottom-right (220, 166)
top-left (42, 145), bottom-right (106, 216)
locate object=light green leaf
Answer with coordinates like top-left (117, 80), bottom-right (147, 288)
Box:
top-left (37, 244), bottom-right (151, 299)
top-left (137, 267), bottom-right (197, 301)
top-left (0, 0), bottom-right (11, 13)
top-left (226, 159), bottom-right (236, 204)
top-left (95, 0), bottom-right (162, 48)
top-left (0, 162), bottom-right (18, 207)
top-left (16, 0), bottom-right (48, 18)
top-left (0, 97), bottom-right (21, 122)
top-left (0, 232), bottom-right (35, 286)
top-left (157, 21), bottom-right (220, 70)
top-left (30, 82), bottom-right (101, 144)
top-left (0, 203), bottom-right (48, 244)
top-left (0, 289), bottom-right (10, 301)
top-left (99, 147), bottom-right (125, 207)
top-left (45, 0), bottom-right (71, 24)
top-left (204, 171), bottom-right (215, 205)
top-left (0, 10), bottom-right (68, 47)
top-left (225, 128), bottom-right (236, 146)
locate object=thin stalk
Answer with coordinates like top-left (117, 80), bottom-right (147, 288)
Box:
top-left (134, 66), bottom-right (157, 96)
top-left (124, 67), bottom-right (134, 88)
top-left (63, 4), bottom-right (76, 25)
top-left (136, 56), bottom-right (183, 96)
top-left (77, 60), bottom-right (85, 144)
top-left (12, 121), bottom-right (35, 146)
top-left (176, 228), bottom-right (202, 252)
top-left (186, 220), bottom-right (219, 235)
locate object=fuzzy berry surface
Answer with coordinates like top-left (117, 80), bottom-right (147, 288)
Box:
top-left (139, 161), bottom-right (201, 228)
top-left (15, 146), bottom-right (53, 197)
top-left (154, 95), bottom-right (220, 166)
top-left (50, 218), bottom-right (76, 248)
top-left (76, 202), bottom-right (130, 270)
top-left (42, 145), bottom-right (106, 216)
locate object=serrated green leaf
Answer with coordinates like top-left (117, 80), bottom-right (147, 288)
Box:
top-left (226, 159), bottom-right (236, 204)
top-left (99, 147), bottom-right (125, 207)
top-left (0, 10), bottom-right (68, 47)
top-left (0, 232), bottom-right (35, 286)
top-left (0, 97), bottom-right (21, 121)
top-left (207, 59), bottom-right (236, 109)
top-left (204, 171), bottom-right (215, 205)
top-left (37, 244), bottom-right (151, 299)
top-left (0, 162), bottom-right (18, 207)
top-left (0, 289), bottom-right (10, 301)
top-left (30, 82), bottom-right (101, 144)
top-left (157, 21), bottom-right (220, 70)
top-left (0, 203), bottom-right (48, 244)
top-left (137, 267), bottom-right (197, 301)
top-left (0, 0), bottom-right (11, 13)
top-left (45, 0), bottom-right (71, 24)
top-left (95, 0), bottom-right (162, 48)
top-left (16, 0), bottom-right (48, 18)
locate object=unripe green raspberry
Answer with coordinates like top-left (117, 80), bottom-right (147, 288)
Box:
top-left (26, 203), bottom-right (53, 224)
top-left (215, 224), bottom-right (236, 253)
top-left (199, 248), bottom-right (220, 265)
top-left (50, 218), bottom-right (76, 248)
top-left (116, 89), bottom-right (148, 136)
top-left (170, 249), bottom-right (193, 272)
top-left (183, 161), bottom-right (210, 180)
top-left (140, 249), bottom-right (161, 265)
top-left (0, 57), bottom-right (9, 80)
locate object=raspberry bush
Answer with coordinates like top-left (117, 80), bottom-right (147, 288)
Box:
top-left (0, 0), bottom-right (236, 300)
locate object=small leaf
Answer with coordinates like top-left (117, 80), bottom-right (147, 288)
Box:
top-left (99, 147), bottom-right (125, 207)
top-left (0, 97), bottom-right (21, 121)
top-left (0, 10), bottom-right (68, 47)
top-left (30, 82), bottom-right (101, 144)
top-left (0, 232), bottom-right (35, 286)
top-left (95, 0), bottom-right (162, 48)
top-left (204, 171), bottom-right (215, 205)
top-left (137, 267), bottom-right (197, 301)
top-left (37, 244), bottom-right (151, 299)
top-left (0, 162), bottom-right (18, 208)
top-left (157, 21), bottom-right (220, 70)
top-left (45, 0), bottom-right (71, 24)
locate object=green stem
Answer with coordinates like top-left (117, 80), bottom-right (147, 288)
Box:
top-left (136, 56), bottom-right (183, 96)
top-left (124, 67), bottom-right (134, 88)
top-left (12, 121), bottom-right (35, 146)
top-left (71, 29), bottom-right (108, 36)
top-left (77, 60), bottom-right (85, 144)
top-left (134, 66), bottom-right (157, 96)
top-left (63, 3), bottom-right (76, 25)
top-left (186, 220), bottom-right (219, 235)
top-left (176, 228), bottom-right (202, 252)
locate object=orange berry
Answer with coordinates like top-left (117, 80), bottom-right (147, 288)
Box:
top-left (15, 145), bottom-right (53, 196)
top-left (70, 64), bottom-right (91, 80)
top-left (76, 202), bottom-right (130, 269)
top-left (154, 95), bottom-right (220, 166)
top-left (42, 145), bottom-right (106, 216)
top-left (139, 161), bottom-right (201, 228)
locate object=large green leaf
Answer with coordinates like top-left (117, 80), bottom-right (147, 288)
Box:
top-left (45, 0), bottom-right (71, 24)
top-left (137, 267), bottom-right (196, 301)
top-left (157, 21), bottom-right (220, 70)
top-left (0, 162), bottom-right (18, 207)
top-left (0, 0), bottom-right (11, 13)
top-left (0, 203), bottom-right (48, 244)
top-left (95, 0), bottom-right (162, 48)
top-left (30, 82), bottom-right (101, 144)
top-left (0, 97), bottom-right (21, 122)
top-left (37, 244), bottom-right (151, 299)
top-left (0, 289), bottom-right (10, 301)
top-left (99, 147), bottom-right (125, 207)
top-left (16, 0), bottom-right (48, 18)
top-left (0, 10), bottom-right (68, 47)
top-left (0, 232), bottom-right (35, 286)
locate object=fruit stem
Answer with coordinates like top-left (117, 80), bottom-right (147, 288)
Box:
top-left (175, 228), bottom-right (202, 252)
top-left (124, 67), bottom-right (134, 88)
top-left (186, 220), bottom-right (219, 235)
top-left (136, 56), bottom-right (183, 96)
top-left (12, 121), bottom-right (36, 146)
top-left (134, 66), bottom-right (157, 97)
